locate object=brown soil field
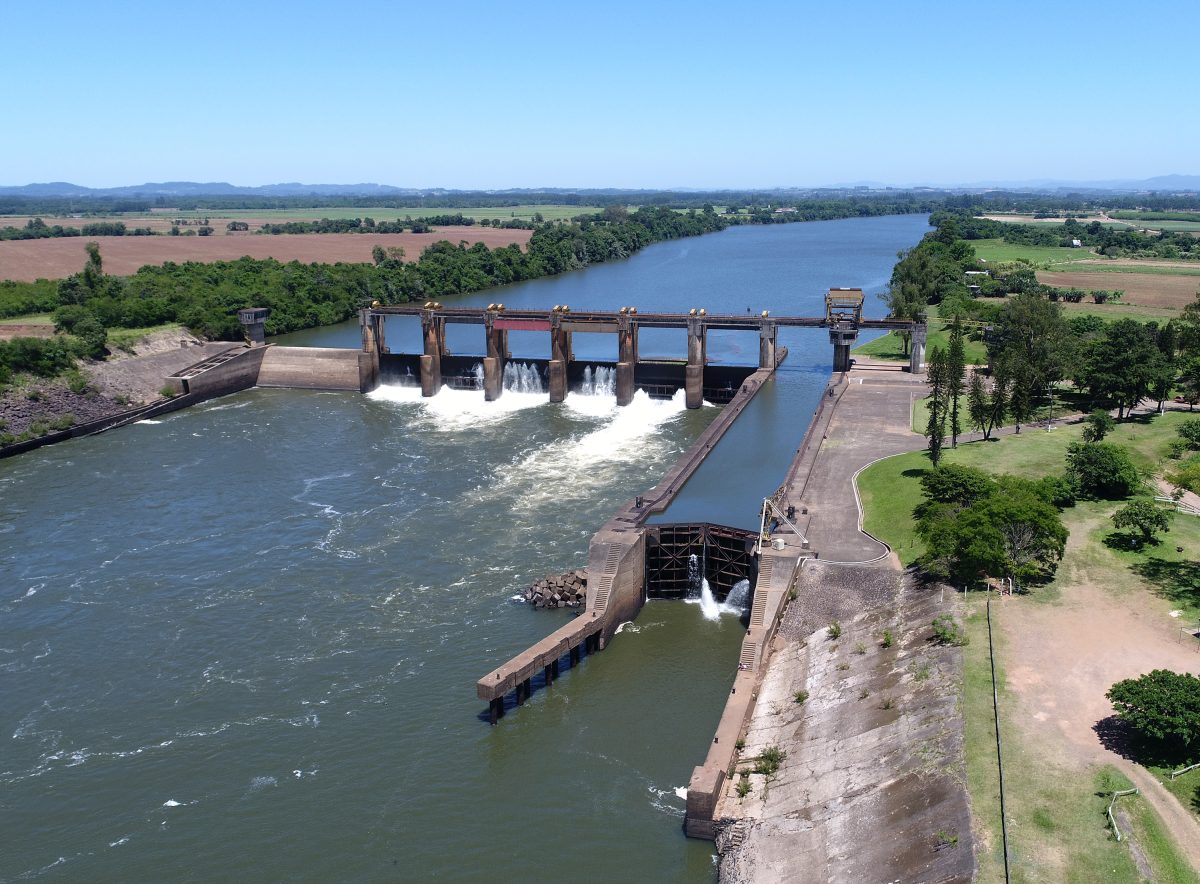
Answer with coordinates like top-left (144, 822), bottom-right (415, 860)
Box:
top-left (1038, 270), bottom-right (1200, 309)
top-left (0, 227), bottom-right (532, 282)
top-left (0, 324), bottom-right (54, 340)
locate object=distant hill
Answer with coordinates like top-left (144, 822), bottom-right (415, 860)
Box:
top-left (0, 176), bottom-right (1197, 199)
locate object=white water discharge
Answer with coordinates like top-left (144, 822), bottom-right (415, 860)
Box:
top-left (488, 389), bottom-right (692, 510)
top-left (579, 365), bottom-right (616, 397)
top-left (503, 362), bottom-right (545, 394)
top-left (722, 578), bottom-right (752, 615)
top-left (367, 382), bottom-right (547, 428)
top-left (686, 557), bottom-right (750, 621)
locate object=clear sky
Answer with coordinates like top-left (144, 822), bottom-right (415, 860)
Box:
top-left (3, 0), bottom-right (1196, 189)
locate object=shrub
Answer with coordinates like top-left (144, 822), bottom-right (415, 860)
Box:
top-left (881, 629), bottom-right (895, 648)
top-left (753, 746), bottom-right (787, 778)
top-left (932, 615), bottom-right (969, 646)
top-left (793, 690), bottom-right (809, 704)
top-left (49, 414), bottom-right (75, 431)
top-left (1169, 439), bottom-right (1190, 460)
top-left (736, 775), bottom-right (752, 798)
top-left (827, 621), bottom-right (842, 640)
top-left (64, 369), bottom-right (91, 394)
top-left (1066, 442), bottom-right (1140, 499)
top-left (1179, 419), bottom-right (1200, 450)
top-left (1082, 409), bottom-right (1116, 443)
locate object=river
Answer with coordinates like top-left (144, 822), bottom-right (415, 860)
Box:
top-left (0, 215), bottom-right (928, 881)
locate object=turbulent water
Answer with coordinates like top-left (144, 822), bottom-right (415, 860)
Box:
top-left (1, 215), bottom-right (928, 881)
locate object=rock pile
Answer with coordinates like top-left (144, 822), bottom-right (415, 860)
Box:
top-left (525, 570), bottom-right (587, 608)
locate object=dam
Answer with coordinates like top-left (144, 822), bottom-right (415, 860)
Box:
top-left (0, 215), bottom-right (934, 881)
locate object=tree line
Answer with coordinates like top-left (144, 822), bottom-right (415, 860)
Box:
top-left (0, 218), bottom-right (155, 240)
top-left (0, 207), bottom-right (727, 344)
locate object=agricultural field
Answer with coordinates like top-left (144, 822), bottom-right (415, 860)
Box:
top-left (968, 238), bottom-right (1101, 267)
top-left (0, 227), bottom-right (533, 281)
top-left (1110, 211), bottom-right (1200, 233)
top-left (0, 204), bottom-right (599, 236)
top-left (1037, 270), bottom-right (1200, 313)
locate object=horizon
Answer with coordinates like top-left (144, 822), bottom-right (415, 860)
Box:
top-left (4, 173), bottom-right (1200, 194)
top-left (5, 0), bottom-right (1197, 189)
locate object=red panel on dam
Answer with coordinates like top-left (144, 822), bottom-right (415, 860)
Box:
top-left (494, 318), bottom-right (551, 331)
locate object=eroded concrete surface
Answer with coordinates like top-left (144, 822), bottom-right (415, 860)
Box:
top-left (716, 565), bottom-right (975, 883)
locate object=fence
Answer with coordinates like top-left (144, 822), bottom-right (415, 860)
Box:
top-left (986, 597), bottom-right (1012, 883)
top-left (1106, 788), bottom-right (1139, 841)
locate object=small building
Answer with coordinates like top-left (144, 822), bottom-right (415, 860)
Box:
top-left (1071, 238), bottom-right (1083, 248)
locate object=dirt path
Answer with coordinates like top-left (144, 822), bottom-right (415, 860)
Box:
top-left (998, 577), bottom-right (1200, 870)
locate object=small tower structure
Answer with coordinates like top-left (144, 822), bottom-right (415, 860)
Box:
top-left (238, 307), bottom-right (270, 346)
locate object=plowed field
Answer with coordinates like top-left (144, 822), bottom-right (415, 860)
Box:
top-left (0, 227), bottom-right (532, 281)
top-left (1037, 270), bottom-right (1200, 310)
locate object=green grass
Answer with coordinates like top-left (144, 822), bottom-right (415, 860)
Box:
top-left (854, 305), bottom-right (988, 365)
top-left (970, 238), bottom-right (1100, 267)
top-left (1152, 766), bottom-right (1200, 817)
top-left (861, 410), bottom-right (1200, 881)
top-left (1045, 262), bottom-right (1200, 278)
top-left (0, 313), bottom-right (52, 325)
top-left (106, 323), bottom-right (186, 352)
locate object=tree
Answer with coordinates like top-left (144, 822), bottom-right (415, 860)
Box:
top-left (72, 315), bottom-right (107, 359)
top-left (1076, 319), bottom-right (1161, 418)
top-left (947, 319), bottom-right (965, 447)
top-left (1007, 357), bottom-right (1034, 434)
top-left (988, 292), bottom-right (1073, 391)
top-left (925, 345), bottom-right (948, 465)
top-left (915, 479), bottom-right (1067, 585)
top-left (1107, 670), bottom-right (1200, 756)
top-left (1179, 356), bottom-right (1200, 410)
top-left (1066, 441), bottom-right (1140, 499)
top-left (1082, 409), bottom-right (1116, 443)
top-left (1111, 499), bottom-right (1173, 544)
top-left (968, 371), bottom-right (990, 439)
top-left (372, 245), bottom-right (387, 266)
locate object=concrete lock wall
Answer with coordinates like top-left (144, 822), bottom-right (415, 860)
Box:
top-left (183, 347), bottom-right (269, 397)
top-left (587, 529), bottom-right (647, 647)
top-left (256, 346), bottom-right (365, 391)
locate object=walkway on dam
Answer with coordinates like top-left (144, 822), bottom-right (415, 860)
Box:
top-left (783, 359), bottom-right (928, 564)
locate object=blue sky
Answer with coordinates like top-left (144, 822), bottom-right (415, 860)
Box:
top-left (3, 0), bottom-right (1196, 189)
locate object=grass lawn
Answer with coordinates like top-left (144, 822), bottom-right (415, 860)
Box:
top-left (860, 408), bottom-right (1200, 878)
top-left (961, 595), bottom-right (1195, 882)
top-left (969, 238), bottom-right (1100, 267)
top-left (1047, 263), bottom-right (1200, 278)
top-left (853, 305), bottom-right (988, 365)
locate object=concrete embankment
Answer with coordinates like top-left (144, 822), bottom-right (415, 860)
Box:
top-left (689, 360), bottom-right (974, 881)
top-left (256, 346), bottom-right (370, 391)
top-left (717, 567), bottom-right (975, 883)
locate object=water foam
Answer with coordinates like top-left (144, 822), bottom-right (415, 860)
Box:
top-left (368, 383), bottom-right (547, 428)
top-left (488, 389), bottom-right (690, 509)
